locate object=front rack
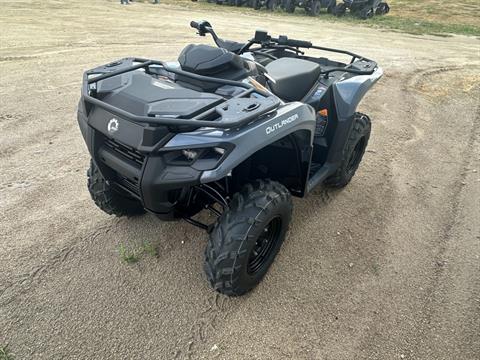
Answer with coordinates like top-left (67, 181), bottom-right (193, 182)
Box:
top-left (81, 58), bottom-right (280, 130)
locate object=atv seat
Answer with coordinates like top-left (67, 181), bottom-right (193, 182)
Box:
top-left (177, 44), bottom-right (257, 91)
top-left (178, 44), bottom-right (254, 81)
top-left (266, 58), bottom-right (322, 102)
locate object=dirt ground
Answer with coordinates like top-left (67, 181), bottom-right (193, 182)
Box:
top-left (1, 1), bottom-right (479, 359)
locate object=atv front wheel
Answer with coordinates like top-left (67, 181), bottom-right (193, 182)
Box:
top-left (266, 0), bottom-right (278, 10)
top-left (359, 7), bottom-right (374, 19)
top-left (251, 0), bottom-right (261, 9)
top-left (324, 113), bottom-right (371, 188)
top-left (204, 180), bottom-right (292, 296)
top-left (87, 160), bottom-right (145, 217)
top-left (327, 0), bottom-right (336, 13)
top-left (334, 3), bottom-right (346, 16)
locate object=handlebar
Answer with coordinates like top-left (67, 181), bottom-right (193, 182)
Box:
top-left (252, 30), bottom-right (312, 49)
top-left (188, 20), bottom-right (375, 74)
top-left (190, 20), bottom-right (199, 30)
top-left (190, 20), bottom-right (246, 54)
top-left (277, 35), bottom-right (312, 49)
top-left (190, 20), bottom-right (213, 37)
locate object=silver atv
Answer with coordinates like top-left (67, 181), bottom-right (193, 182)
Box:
top-left (77, 20), bottom-right (383, 296)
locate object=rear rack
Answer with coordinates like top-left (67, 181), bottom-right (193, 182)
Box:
top-left (248, 42), bottom-right (378, 78)
top-left (82, 58), bottom-right (280, 130)
top-left (310, 44), bottom-right (378, 78)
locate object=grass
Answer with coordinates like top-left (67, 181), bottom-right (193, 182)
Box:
top-left (325, 12), bottom-right (480, 36)
top-left (118, 243), bottom-right (141, 263)
top-left (142, 241), bottom-right (158, 257)
top-left (389, 0), bottom-right (479, 29)
top-left (164, 0), bottom-right (480, 37)
top-left (0, 345), bottom-right (14, 360)
top-left (118, 241), bottom-right (157, 264)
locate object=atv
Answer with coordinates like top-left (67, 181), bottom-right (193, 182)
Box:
top-left (219, 0), bottom-right (240, 5)
top-left (233, 0), bottom-right (253, 6)
top-left (77, 20), bottom-right (383, 296)
top-left (283, 0), bottom-right (336, 15)
top-left (334, 0), bottom-right (389, 19)
top-left (252, 0), bottom-right (282, 10)
top-left (211, 0), bottom-right (234, 4)
top-left (199, 0), bottom-right (235, 4)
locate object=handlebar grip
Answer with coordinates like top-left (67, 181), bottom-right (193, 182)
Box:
top-left (190, 21), bottom-right (200, 30)
top-left (287, 39), bottom-right (312, 48)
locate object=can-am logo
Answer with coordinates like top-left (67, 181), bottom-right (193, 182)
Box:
top-left (107, 118), bottom-right (119, 134)
top-left (266, 114), bottom-right (299, 134)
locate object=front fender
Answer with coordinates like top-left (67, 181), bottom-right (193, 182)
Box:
top-left (163, 102), bottom-right (316, 183)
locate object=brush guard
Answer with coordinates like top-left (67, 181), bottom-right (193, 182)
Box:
top-left (81, 57), bottom-right (280, 131)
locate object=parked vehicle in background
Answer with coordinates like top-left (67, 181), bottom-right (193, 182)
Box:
top-left (334, 0), bottom-right (389, 19)
top-left (283, 0), bottom-right (336, 16)
top-left (194, 0), bottom-right (390, 19)
top-left (252, 0), bottom-right (282, 10)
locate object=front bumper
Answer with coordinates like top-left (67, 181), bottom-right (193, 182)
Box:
top-left (78, 105), bottom-right (202, 218)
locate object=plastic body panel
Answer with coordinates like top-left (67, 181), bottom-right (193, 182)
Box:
top-left (77, 99), bottom-right (316, 218)
top-left (326, 68), bottom-right (383, 166)
top-left (164, 102), bottom-right (316, 184)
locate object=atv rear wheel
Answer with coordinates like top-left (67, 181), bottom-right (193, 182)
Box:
top-left (324, 113), bottom-right (371, 188)
top-left (87, 160), bottom-right (145, 217)
top-left (283, 0), bottom-right (296, 12)
top-left (204, 180), bottom-right (292, 296)
top-left (308, 0), bottom-right (321, 16)
top-left (375, 2), bottom-right (390, 15)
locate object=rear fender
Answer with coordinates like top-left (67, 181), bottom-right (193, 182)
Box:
top-left (327, 67), bottom-right (383, 164)
top-left (333, 67), bottom-right (383, 120)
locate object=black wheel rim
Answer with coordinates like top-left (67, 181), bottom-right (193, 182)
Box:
top-left (346, 137), bottom-right (366, 174)
top-left (247, 217), bottom-right (282, 274)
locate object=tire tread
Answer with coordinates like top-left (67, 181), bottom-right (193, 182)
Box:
top-left (324, 112), bottom-right (371, 188)
top-left (87, 160), bottom-right (145, 217)
top-left (204, 179), bottom-right (292, 296)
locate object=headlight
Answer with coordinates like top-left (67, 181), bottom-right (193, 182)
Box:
top-left (163, 146), bottom-right (231, 171)
top-left (181, 149), bottom-right (199, 161)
